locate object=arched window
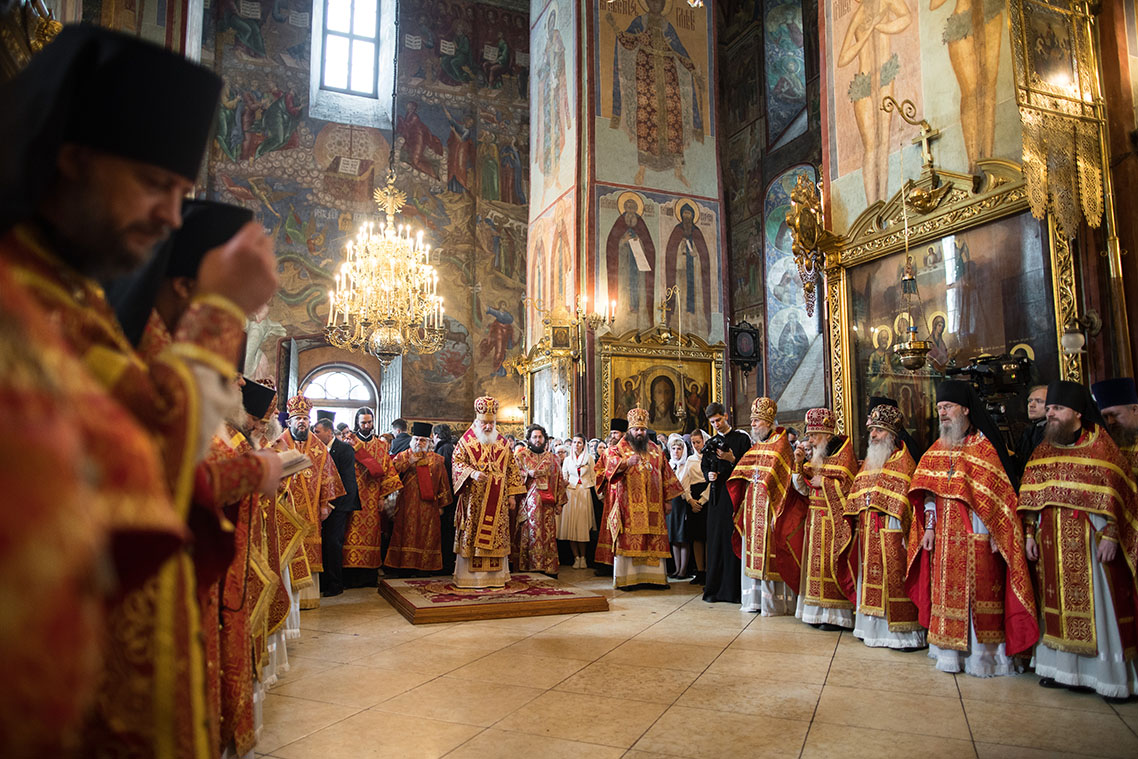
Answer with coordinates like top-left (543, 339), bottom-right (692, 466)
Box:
top-left (299, 363), bottom-right (379, 430)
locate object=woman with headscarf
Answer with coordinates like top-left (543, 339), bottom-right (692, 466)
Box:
top-left (560, 434), bottom-right (597, 568)
top-left (667, 433), bottom-right (705, 579)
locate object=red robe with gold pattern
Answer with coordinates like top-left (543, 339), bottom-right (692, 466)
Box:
top-left (452, 428), bottom-right (526, 573)
top-left (512, 448), bottom-right (568, 574)
top-left (386, 450), bottom-right (453, 570)
top-left (908, 431), bottom-right (1038, 655)
top-left (1019, 425), bottom-right (1138, 658)
top-left (344, 435), bottom-right (402, 568)
top-left (800, 437), bottom-right (858, 610)
top-left (604, 439), bottom-right (684, 560)
top-left (726, 427), bottom-right (796, 584)
top-left (2, 225), bottom-right (247, 759)
top-left (846, 447), bottom-right (922, 632)
top-left (0, 257), bottom-right (184, 756)
top-left (279, 430), bottom-right (346, 579)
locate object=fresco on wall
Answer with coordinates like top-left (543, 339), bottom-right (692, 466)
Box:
top-left (530, 0), bottom-right (575, 217)
top-left (763, 164), bottom-right (823, 415)
top-left (722, 29), bottom-right (760, 139)
top-left (204, 0), bottom-right (530, 423)
top-left (763, 0), bottom-right (807, 146)
top-left (730, 215), bottom-right (763, 311)
top-left (525, 191), bottom-right (576, 346)
top-left (593, 185), bottom-right (725, 344)
top-left (595, 0), bottom-right (718, 196)
top-left (828, 0), bottom-right (921, 211)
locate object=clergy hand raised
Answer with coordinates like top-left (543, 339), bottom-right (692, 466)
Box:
top-left (197, 222), bottom-right (278, 314)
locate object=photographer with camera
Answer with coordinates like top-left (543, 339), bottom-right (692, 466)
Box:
top-left (700, 403), bottom-right (752, 603)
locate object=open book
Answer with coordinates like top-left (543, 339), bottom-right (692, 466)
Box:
top-left (279, 449), bottom-right (313, 477)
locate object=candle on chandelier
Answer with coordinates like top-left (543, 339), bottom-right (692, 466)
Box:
top-left (610, 299), bottom-right (617, 320)
top-left (326, 291), bottom-right (335, 327)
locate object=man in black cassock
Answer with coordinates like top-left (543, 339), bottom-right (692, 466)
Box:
top-left (314, 413), bottom-right (360, 597)
top-left (701, 402), bottom-right (752, 603)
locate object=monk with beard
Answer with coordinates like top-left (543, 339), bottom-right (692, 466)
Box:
top-left (513, 423), bottom-right (567, 577)
top-left (1093, 377), bottom-right (1138, 478)
top-left (451, 396), bottom-right (526, 588)
top-left (909, 380), bottom-right (1037, 677)
top-left (604, 407), bottom-right (684, 590)
top-left (1020, 380), bottom-right (1138, 700)
top-left (791, 408), bottom-right (857, 630)
top-left (846, 401), bottom-right (924, 650)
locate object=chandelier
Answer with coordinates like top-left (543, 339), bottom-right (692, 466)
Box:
top-left (324, 9), bottom-right (445, 367)
top-left (325, 171), bottom-right (445, 366)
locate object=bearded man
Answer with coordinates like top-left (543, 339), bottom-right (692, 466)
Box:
top-left (0, 28), bottom-right (278, 757)
top-left (1093, 377), bottom-right (1138, 477)
top-left (513, 423), bottom-right (568, 576)
top-left (790, 408), bottom-right (857, 630)
top-left (846, 403), bottom-right (925, 650)
top-left (1020, 380), bottom-right (1138, 699)
top-left (594, 417), bottom-right (629, 574)
top-left (278, 396), bottom-right (345, 607)
top-left (727, 397), bottom-right (797, 615)
top-left (604, 408), bottom-right (685, 589)
top-left (342, 407), bottom-right (402, 577)
top-left (452, 396), bottom-right (526, 588)
top-left (909, 380), bottom-right (1037, 676)
top-left (386, 423), bottom-right (453, 573)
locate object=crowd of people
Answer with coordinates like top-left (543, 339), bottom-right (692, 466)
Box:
top-left (2, 20), bottom-right (1138, 759)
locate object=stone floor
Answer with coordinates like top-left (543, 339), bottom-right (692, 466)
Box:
top-left (256, 567), bottom-right (1138, 759)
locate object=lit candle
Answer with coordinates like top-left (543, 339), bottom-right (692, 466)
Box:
top-left (610, 299), bottom-right (616, 320)
top-left (326, 291), bottom-right (335, 326)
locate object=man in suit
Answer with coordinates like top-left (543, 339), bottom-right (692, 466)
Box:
top-left (313, 415), bottom-right (360, 597)
top-left (390, 417), bottom-right (412, 455)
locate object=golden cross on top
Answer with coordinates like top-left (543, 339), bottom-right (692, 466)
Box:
top-left (881, 96), bottom-right (941, 170)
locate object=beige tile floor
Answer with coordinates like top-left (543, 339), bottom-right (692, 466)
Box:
top-left (255, 567), bottom-right (1138, 759)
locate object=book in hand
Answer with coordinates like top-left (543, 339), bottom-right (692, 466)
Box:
top-left (279, 449), bottom-right (314, 477)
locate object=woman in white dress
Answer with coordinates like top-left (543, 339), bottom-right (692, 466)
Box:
top-left (560, 434), bottom-right (598, 568)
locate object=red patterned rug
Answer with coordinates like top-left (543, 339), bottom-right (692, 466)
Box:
top-left (378, 573), bottom-right (609, 624)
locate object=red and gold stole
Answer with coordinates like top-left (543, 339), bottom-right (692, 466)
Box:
top-left (908, 432), bottom-right (1038, 655)
top-left (453, 429), bottom-right (523, 555)
top-left (848, 448), bottom-right (920, 629)
top-left (604, 439), bottom-right (683, 541)
top-left (803, 438), bottom-right (857, 605)
top-left (727, 427), bottom-right (793, 580)
top-left (1019, 425), bottom-right (1138, 657)
top-left (279, 431), bottom-right (344, 574)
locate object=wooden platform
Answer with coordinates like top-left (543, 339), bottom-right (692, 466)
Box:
top-left (378, 573), bottom-right (610, 625)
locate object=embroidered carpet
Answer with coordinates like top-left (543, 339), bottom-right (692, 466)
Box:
top-left (378, 573), bottom-right (610, 624)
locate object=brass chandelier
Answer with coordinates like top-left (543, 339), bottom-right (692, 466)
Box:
top-left (324, 10), bottom-right (445, 367)
top-left (325, 171), bottom-right (445, 366)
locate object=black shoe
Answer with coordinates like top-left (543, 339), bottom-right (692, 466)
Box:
top-left (321, 587), bottom-right (344, 598)
top-left (813, 623), bottom-right (846, 632)
top-left (688, 571), bottom-right (706, 585)
top-left (1039, 677), bottom-right (1064, 689)
top-left (1104, 694), bottom-right (1136, 704)
top-left (594, 567), bottom-right (613, 577)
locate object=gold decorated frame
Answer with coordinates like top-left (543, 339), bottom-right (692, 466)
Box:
top-left (823, 159), bottom-right (1082, 434)
top-left (523, 350), bottom-right (574, 439)
top-left (598, 328), bottom-right (726, 435)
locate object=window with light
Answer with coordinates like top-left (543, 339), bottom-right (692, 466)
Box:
top-left (321, 0), bottom-right (380, 97)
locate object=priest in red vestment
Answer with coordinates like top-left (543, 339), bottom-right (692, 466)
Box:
top-left (1, 26), bottom-right (278, 758)
top-left (343, 407), bottom-right (402, 573)
top-left (790, 408), bottom-right (857, 630)
top-left (727, 396), bottom-right (798, 615)
top-left (908, 380), bottom-right (1037, 676)
top-left (279, 395), bottom-right (346, 607)
top-left (605, 407), bottom-right (684, 590)
top-left (452, 396), bottom-right (527, 588)
top-left (593, 418), bottom-right (628, 574)
top-left (1020, 380), bottom-right (1138, 698)
top-left (513, 423), bottom-right (568, 576)
top-left (386, 423), bottom-right (453, 572)
top-left (846, 401), bottom-right (925, 650)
